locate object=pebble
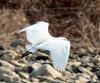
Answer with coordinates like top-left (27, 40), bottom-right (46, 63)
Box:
top-left (21, 79), bottom-right (33, 83)
top-left (78, 76), bottom-right (89, 83)
top-left (1, 50), bottom-right (18, 62)
top-left (0, 67), bottom-right (21, 82)
top-left (79, 48), bottom-right (87, 54)
top-left (0, 45), bottom-right (4, 50)
top-left (15, 66), bottom-right (28, 73)
top-left (0, 60), bottom-right (15, 70)
top-left (87, 47), bottom-right (94, 53)
top-left (0, 52), bottom-right (4, 58)
top-left (95, 70), bottom-right (100, 79)
top-left (36, 76), bottom-right (63, 83)
top-left (91, 75), bottom-right (98, 82)
top-left (11, 61), bottom-right (26, 67)
top-left (79, 67), bottom-right (94, 76)
top-left (31, 64), bottom-right (62, 78)
top-left (10, 40), bottom-right (23, 48)
top-left (31, 63), bottom-right (42, 70)
top-left (81, 73), bottom-right (91, 79)
top-left (31, 78), bottom-right (39, 83)
top-left (18, 72), bottom-right (29, 79)
top-left (68, 61), bottom-right (81, 66)
top-left (95, 55), bottom-right (100, 66)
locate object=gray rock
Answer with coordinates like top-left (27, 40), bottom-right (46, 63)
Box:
top-left (91, 75), bottom-right (98, 82)
top-left (31, 64), bottom-right (62, 78)
top-left (10, 40), bottom-right (22, 48)
top-left (75, 80), bottom-right (82, 83)
top-left (0, 81), bottom-right (7, 83)
top-left (21, 79), bottom-right (33, 83)
top-left (68, 60), bottom-right (81, 66)
top-left (31, 78), bottom-right (39, 83)
top-left (95, 55), bottom-right (100, 62)
top-left (80, 73), bottom-right (91, 79)
top-left (1, 50), bottom-right (18, 62)
top-left (18, 72), bottom-right (29, 79)
top-left (79, 48), bottom-right (87, 54)
top-left (36, 76), bottom-right (64, 83)
top-left (79, 67), bottom-right (94, 76)
top-left (77, 76), bottom-right (89, 83)
top-left (0, 60), bottom-right (15, 71)
top-left (11, 61), bottom-right (26, 67)
top-left (0, 67), bottom-right (21, 82)
top-left (31, 63), bottom-right (42, 70)
top-left (0, 44), bottom-right (4, 50)
top-left (0, 51), bottom-right (4, 58)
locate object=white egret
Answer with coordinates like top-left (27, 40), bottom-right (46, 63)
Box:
top-left (18, 21), bottom-right (70, 71)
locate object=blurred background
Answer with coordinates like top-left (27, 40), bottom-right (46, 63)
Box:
top-left (0, 0), bottom-right (99, 54)
top-left (0, 0), bottom-right (100, 82)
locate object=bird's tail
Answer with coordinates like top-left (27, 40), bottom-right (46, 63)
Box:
top-left (17, 28), bottom-right (27, 33)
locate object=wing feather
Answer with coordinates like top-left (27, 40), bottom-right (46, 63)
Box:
top-left (50, 41), bottom-right (70, 71)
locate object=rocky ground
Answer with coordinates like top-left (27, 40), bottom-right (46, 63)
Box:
top-left (0, 0), bottom-right (99, 83)
top-left (0, 40), bottom-right (99, 83)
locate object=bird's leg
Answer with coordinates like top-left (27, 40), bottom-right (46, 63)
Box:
top-left (21, 45), bottom-right (37, 58)
top-left (16, 44), bottom-right (37, 59)
top-left (21, 51), bottom-right (32, 58)
top-left (14, 51), bottom-right (32, 60)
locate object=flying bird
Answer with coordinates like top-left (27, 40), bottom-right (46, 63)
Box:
top-left (17, 21), bottom-right (70, 71)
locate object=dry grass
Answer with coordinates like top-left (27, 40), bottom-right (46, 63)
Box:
top-left (0, 0), bottom-right (99, 54)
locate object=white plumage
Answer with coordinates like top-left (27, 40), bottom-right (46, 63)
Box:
top-left (18, 21), bottom-right (70, 71)
top-left (18, 21), bottom-right (51, 53)
top-left (36, 38), bottom-right (70, 71)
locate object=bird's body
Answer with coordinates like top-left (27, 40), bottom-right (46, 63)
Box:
top-left (18, 21), bottom-right (70, 72)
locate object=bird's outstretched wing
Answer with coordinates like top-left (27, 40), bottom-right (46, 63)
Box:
top-left (25, 28), bottom-right (39, 44)
top-left (17, 24), bottom-right (34, 33)
top-left (50, 41), bottom-right (70, 71)
top-left (17, 21), bottom-right (50, 45)
top-left (35, 38), bottom-right (70, 71)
